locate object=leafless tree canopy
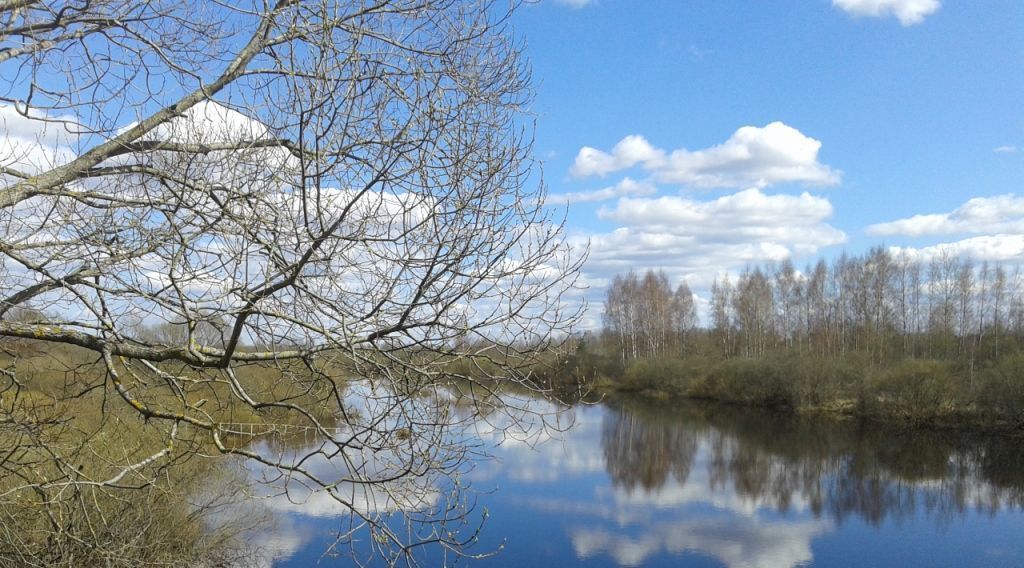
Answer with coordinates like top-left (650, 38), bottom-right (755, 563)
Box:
top-left (603, 270), bottom-right (698, 362)
top-left (0, 0), bottom-right (581, 564)
top-left (609, 247), bottom-right (1024, 371)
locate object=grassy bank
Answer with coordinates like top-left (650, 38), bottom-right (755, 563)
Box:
top-left (539, 347), bottom-right (1024, 432)
top-left (0, 340), bottom-right (350, 566)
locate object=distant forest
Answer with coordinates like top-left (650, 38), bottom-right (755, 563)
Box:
top-left (566, 246), bottom-right (1024, 426)
top-left (603, 246), bottom-right (1023, 367)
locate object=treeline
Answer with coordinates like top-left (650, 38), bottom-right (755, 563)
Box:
top-left (564, 247), bottom-right (1024, 428)
top-left (604, 247), bottom-right (1024, 368)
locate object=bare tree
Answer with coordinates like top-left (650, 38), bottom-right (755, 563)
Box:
top-left (638, 270), bottom-right (672, 357)
top-left (772, 259), bottom-right (800, 352)
top-left (990, 264), bottom-right (1007, 358)
top-left (671, 281), bottom-right (698, 356)
top-left (892, 251), bottom-right (918, 358)
top-left (710, 275), bottom-right (735, 356)
top-left (927, 251), bottom-right (958, 355)
top-left (803, 259), bottom-right (828, 357)
top-left (604, 271), bottom-right (640, 362)
top-left (733, 267), bottom-right (774, 358)
top-left (603, 270), bottom-right (683, 360)
top-left (955, 257), bottom-right (975, 357)
top-left (0, 0), bottom-right (582, 564)
top-left (862, 246), bottom-right (894, 363)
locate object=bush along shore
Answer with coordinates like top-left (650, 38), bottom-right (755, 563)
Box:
top-left (546, 351), bottom-right (1024, 433)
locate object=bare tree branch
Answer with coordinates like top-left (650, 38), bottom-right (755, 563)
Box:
top-left (0, 0), bottom-right (583, 563)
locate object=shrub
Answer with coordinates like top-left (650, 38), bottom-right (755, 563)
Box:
top-left (786, 354), bottom-right (868, 410)
top-left (975, 354), bottom-right (1024, 424)
top-left (867, 359), bottom-right (956, 418)
top-left (619, 357), bottom-right (696, 395)
top-left (697, 357), bottom-right (795, 409)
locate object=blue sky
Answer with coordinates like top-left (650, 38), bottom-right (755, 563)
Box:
top-left (3, 1), bottom-right (1022, 329)
top-left (509, 0), bottom-right (1024, 322)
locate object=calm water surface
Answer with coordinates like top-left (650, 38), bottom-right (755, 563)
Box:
top-left (266, 397), bottom-right (1024, 567)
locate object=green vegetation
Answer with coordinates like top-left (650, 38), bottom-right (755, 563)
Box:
top-left (551, 347), bottom-right (1024, 430)
top-left (0, 340), bottom-right (344, 565)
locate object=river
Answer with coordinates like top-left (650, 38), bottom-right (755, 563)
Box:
top-left (258, 395), bottom-right (1024, 567)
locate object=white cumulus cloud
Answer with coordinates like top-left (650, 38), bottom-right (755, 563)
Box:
top-left (889, 235), bottom-right (1024, 264)
top-left (869, 194), bottom-right (1024, 264)
top-left (867, 194), bottom-right (1024, 237)
top-left (570, 122), bottom-right (840, 189)
top-left (577, 189), bottom-right (846, 297)
top-left (570, 135), bottom-right (664, 178)
top-left (833, 0), bottom-right (940, 26)
top-left (548, 177), bottom-right (657, 204)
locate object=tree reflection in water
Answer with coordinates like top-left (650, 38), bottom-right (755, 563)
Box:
top-left (600, 399), bottom-right (1024, 527)
top-left (602, 404), bottom-right (699, 492)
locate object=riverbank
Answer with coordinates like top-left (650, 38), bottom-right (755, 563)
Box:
top-left (542, 350), bottom-right (1024, 435)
